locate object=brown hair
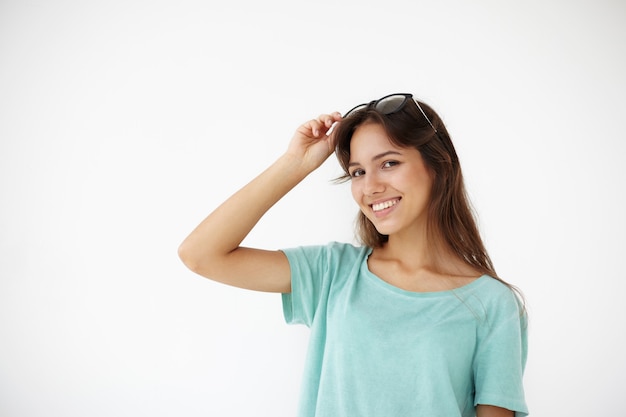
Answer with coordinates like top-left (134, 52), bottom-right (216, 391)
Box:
top-left (334, 99), bottom-right (497, 278)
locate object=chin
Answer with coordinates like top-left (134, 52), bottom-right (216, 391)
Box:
top-left (372, 223), bottom-right (399, 237)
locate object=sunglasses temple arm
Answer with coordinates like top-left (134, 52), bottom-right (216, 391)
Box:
top-left (413, 99), bottom-right (437, 133)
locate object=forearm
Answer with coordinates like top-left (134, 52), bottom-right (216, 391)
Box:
top-left (178, 153), bottom-right (310, 273)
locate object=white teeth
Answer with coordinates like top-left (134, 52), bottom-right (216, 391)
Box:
top-left (372, 199), bottom-right (398, 212)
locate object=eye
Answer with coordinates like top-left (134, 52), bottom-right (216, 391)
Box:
top-left (350, 168), bottom-right (365, 178)
top-left (382, 160), bottom-right (399, 169)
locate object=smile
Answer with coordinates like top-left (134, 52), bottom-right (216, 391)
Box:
top-left (371, 199), bottom-right (400, 212)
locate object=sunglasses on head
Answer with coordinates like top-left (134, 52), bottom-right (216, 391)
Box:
top-left (343, 93), bottom-right (437, 133)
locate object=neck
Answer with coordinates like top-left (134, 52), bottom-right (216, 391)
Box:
top-left (380, 225), bottom-right (433, 269)
top-left (377, 226), bottom-right (474, 277)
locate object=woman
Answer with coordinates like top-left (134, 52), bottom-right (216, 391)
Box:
top-left (178, 93), bottom-right (528, 417)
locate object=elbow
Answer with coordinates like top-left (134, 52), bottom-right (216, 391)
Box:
top-left (178, 240), bottom-right (202, 274)
top-left (178, 238), bottom-right (233, 283)
top-left (177, 240), bottom-right (223, 280)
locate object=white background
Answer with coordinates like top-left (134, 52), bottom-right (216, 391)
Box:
top-left (1, 0), bottom-right (625, 416)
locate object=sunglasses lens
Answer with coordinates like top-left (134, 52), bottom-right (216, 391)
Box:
top-left (343, 94), bottom-right (412, 118)
top-left (343, 93), bottom-right (437, 134)
top-left (375, 95), bottom-right (409, 114)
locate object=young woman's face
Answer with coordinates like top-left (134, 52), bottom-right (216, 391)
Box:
top-left (348, 122), bottom-right (433, 238)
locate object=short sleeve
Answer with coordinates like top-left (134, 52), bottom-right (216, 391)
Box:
top-left (473, 287), bottom-right (529, 417)
top-left (280, 245), bottom-right (329, 327)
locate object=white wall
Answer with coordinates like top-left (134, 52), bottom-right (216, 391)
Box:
top-left (1, 0), bottom-right (625, 415)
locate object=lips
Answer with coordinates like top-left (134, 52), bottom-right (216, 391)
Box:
top-left (371, 198), bottom-right (400, 213)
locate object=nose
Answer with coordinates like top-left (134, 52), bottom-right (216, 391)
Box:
top-left (363, 172), bottom-right (385, 196)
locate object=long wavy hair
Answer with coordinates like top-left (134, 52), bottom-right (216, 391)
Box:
top-left (334, 98), bottom-right (499, 280)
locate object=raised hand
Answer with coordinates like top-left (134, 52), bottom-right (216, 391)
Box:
top-left (286, 112), bottom-right (343, 172)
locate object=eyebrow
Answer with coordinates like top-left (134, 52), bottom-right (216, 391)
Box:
top-left (348, 150), bottom-right (403, 167)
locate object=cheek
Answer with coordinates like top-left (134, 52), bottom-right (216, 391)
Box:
top-left (350, 181), bottom-right (361, 203)
top-left (404, 167), bottom-right (433, 193)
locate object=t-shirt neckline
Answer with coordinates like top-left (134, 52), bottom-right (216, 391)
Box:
top-left (361, 246), bottom-right (489, 298)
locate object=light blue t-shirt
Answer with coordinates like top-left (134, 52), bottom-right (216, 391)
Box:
top-left (282, 242), bottom-right (528, 417)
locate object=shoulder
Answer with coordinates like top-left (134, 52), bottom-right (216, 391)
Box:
top-left (281, 242), bottom-right (370, 298)
top-left (282, 241), bottom-right (367, 261)
top-left (473, 276), bottom-right (520, 300)
top-left (463, 276), bottom-right (526, 321)
top-left (280, 242), bottom-right (369, 277)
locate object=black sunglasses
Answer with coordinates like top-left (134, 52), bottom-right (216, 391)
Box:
top-left (343, 93), bottom-right (437, 133)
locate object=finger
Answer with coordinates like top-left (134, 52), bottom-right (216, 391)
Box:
top-left (304, 119), bottom-right (323, 137)
top-left (316, 114), bottom-right (331, 129)
top-left (301, 112), bottom-right (342, 138)
top-left (315, 114), bottom-right (342, 139)
top-left (328, 116), bottom-right (343, 142)
top-left (331, 111), bottom-right (342, 122)
top-left (323, 112), bottom-right (342, 135)
top-left (318, 113), bottom-right (342, 129)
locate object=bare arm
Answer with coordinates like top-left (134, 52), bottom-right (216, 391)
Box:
top-left (476, 405), bottom-right (514, 417)
top-left (178, 112), bottom-right (342, 293)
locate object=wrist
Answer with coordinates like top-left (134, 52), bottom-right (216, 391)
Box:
top-left (278, 152), bottom-right (319, 179)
